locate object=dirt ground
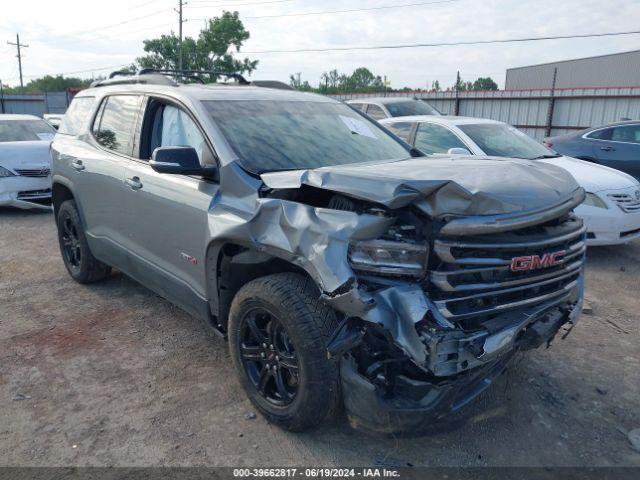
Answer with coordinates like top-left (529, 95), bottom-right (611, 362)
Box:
top-left (1, 207), bottom-right (639, 467)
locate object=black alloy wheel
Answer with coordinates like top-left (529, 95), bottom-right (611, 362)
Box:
top-left (239, 308), bottom-right (299, 406)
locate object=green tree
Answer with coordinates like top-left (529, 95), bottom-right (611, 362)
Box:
top-left (451, 75), bottom-right (498, 91)
top-left (472, 77), bottom-right (498, 91)
top-left (1, 75), bottom-right (93, 94)
top-left (431, 80), bottom-right (441, 92)
top-left (289, 74), bottom-right (312, 91)
top-left (137, 11), bottom-right (257, 79)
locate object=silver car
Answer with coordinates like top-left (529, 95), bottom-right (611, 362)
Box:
top-left (51, 70), bottom-right (585, 434)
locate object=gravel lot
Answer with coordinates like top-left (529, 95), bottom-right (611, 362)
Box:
top-left (1, 207), bottom-right (639, 467)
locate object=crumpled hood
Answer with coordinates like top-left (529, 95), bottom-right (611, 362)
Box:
top-left (0, 141), bottom-right (52, 170)
top-left (261, 156), bottom-right (581, 217)
top-left (539, 155), bottom-right (639, 193)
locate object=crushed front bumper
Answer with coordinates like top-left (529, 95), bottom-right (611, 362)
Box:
top-left (336, 293), bottom-right (582, 435)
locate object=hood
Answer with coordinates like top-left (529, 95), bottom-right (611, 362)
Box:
top-left (261, 156), bottom-right (581, 218)
top-left (0, 141), bottom-right (52, 171)
top-left (539, 156), bottom-right (639, 193)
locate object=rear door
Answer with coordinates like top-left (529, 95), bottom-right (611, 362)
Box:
top-left (122, 96), bottom-right (219, 314)
top-left (591, 124), bottom-right (640, 178)
top-left (73, 94), bottom-right (143, 265)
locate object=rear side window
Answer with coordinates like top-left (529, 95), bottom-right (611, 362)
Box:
top-left (586, 128), bottom-right (612, 140)
top-left (414, 123), bottom-right (467, 154)
top-left (366, 104), bottom-right (387, 120)
top-left (348, 103), bottom-right (365, 111)
top-left (385, 121), bottom-right (414, 141)
top-left (58, 96), bottom-right (95, 135)
top-left (611, 124), bottom-right (640, 144)
top-left (92, 95), bottom-right (142, 156)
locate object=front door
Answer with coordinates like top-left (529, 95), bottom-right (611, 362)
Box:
top-left (123, 97), bottom-right (220, 317)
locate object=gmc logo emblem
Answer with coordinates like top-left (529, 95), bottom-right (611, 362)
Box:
top-left (510, 250), bottom-right (566, 272)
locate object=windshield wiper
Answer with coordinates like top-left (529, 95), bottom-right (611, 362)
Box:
top-left (529, 154), bottom-right (562, 159)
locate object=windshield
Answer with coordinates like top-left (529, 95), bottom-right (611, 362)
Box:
top-left (0, 119), bottom-right (56, 142)
top-left (385, 100), bottom-right (440, 117)
top-left (457, 123), bottom-right (556, 160)
top-left (204, 100), bottom-right (410, 172)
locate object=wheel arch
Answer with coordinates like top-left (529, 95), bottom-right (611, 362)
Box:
top-left (205, 240), bottom-right (320, 333)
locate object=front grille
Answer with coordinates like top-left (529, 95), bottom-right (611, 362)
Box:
top-left (608, 193), bottom-right (640, 213)
top-left (17, 188), bottom-right (52, 199)
top-left (428, 216), bottom-right (585, 329)
top-left (15, 168), bottom-right (51, 177)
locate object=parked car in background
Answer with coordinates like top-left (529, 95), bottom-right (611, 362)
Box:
top-left (44, 113), bottom-right (64, 130)
top-left (51, 69), bottom-right (585, 434)
top-left (0, 114), bottom-right (56, 210)
top-left (381, 115), bottom-right (640, 246)
top-left (346, 97), bottom-right (440, 120)
top-left (545, 121), bottom-right (640, 180)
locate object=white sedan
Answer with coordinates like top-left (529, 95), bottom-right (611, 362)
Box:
top-left (381, 115), bottom-right (640, 246)
top-left (0, 114), bottom-right (56, 210)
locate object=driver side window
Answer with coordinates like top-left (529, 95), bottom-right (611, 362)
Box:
top-left (141, 100), bottom-right (215, 165)
top-left (414, 123), bottom-right (467, 154)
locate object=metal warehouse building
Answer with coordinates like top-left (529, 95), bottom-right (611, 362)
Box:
top-left (505, 49), bottom-right (640, 90)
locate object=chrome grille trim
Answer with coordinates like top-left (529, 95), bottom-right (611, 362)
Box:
top-left (435, 279), bottom-right (578, 321)
top-left (431, 257), bottom-right (583, 292)
top-left (15, 168), bottom-right (51, 177)
top-left (607, 193), bottom-right (640, 213)
top-left (434, 225), bottom-right (586, 264)
top-left (429, 216), bottom-right (585, 325)
top-left (17, 188), bottom-right (52, 199)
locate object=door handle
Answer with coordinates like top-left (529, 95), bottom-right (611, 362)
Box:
top-left (125, 176), bottom-right (143, 190)
top-left (71, 160), bottom-right (85, 171)
top-left (600, 146), bottom-right (614, 152)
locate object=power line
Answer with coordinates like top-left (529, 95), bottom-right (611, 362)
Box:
top-left (72, 8), bottom-right (171, 36)
top-left (244, 29), bottom-right (640, 54)
top-left (235, 0), bottom-right (459, 20)
top-left (188, 0), bottom-right (296, 8)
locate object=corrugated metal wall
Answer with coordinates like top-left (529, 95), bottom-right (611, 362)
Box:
top-left (505, 50), bottom-right (640, 90)
top-left (0, 92), bottom-right (70, 116)
top-left (336, 87), bottom-right (640, 141)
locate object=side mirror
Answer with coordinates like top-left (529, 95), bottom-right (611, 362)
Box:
top-left (150, 146), bottom-right (217, 177)
top-left (448, 147), bottom-right (472, 155)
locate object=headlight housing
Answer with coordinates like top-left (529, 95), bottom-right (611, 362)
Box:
top-left (583, 192), bottom-right (608, 209)
top-left (348, 239), bottom-right (428, 277)
top-left (0, 166), bottom-right (15, 177)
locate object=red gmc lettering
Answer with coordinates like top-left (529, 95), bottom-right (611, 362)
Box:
top-left (510, 250), bottom-right (566, 272)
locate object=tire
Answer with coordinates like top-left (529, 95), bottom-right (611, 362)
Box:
top-left (228, 272), bottom-right (340, 431)
top-left (56, 199), bottom-right (111, 284)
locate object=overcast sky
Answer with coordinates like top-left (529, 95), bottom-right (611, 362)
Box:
top-left (0, 0), bottom-right (638, 90)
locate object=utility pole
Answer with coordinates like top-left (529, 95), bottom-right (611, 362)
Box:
top-left (175, 1), bottom-right (185, 70)
top-left (7, 34), bottom-right (28, 89)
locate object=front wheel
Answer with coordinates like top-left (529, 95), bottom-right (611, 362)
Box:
top-left (56, 199), bottom-right (111, 284)
top-left (228, 273), bottom-right (340, 431)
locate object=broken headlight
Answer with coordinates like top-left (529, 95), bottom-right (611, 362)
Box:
top-left (348, 239), bottom-right (428, 277)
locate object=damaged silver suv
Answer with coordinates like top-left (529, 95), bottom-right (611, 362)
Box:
top-left (51, 70), bottom-right (585, 434)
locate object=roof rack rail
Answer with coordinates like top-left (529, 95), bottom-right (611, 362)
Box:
top-left (137, 68), bottom-right (250, 85)
top-left (108, 70), bottom-right (134, 79)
